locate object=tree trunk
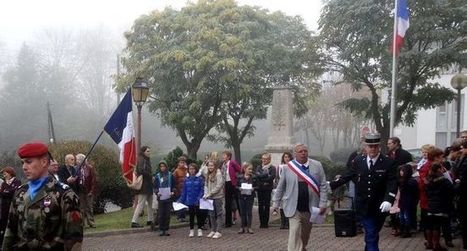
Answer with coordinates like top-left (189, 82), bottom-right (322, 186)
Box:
top-left (186, 143), bottom-right (200, 160)
top-left (233, 142), bottom-right (242, 164)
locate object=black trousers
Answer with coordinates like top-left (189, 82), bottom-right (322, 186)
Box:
top-left (280, 209), bottom-right (289, 228)
top-left (238, 195), bottom-right (254, 228)
top-left (257, 189), bottom-right (272, 227)
top-left (158, 199), bottom-right (172, 231)
top-left (188, 205), bottom-right (206, 229)
top-left (224, 181), bottom-right (237, 227)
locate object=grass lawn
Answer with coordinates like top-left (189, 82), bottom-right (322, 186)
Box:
top-left (84, 207), bottom-right (180, 234)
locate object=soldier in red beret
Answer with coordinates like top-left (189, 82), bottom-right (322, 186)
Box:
top-left (2, 141), bottom-right (83, 250)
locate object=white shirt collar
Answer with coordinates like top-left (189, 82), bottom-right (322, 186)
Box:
top-left (366, 154), bottom-right (380, 169)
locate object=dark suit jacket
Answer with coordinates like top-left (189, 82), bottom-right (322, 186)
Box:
top-left (388, 148), bottom-right (413, 166)
top-left (331, 154), bottom-right (397, 217)
top-left (58, 165), bottom-right (79, 194)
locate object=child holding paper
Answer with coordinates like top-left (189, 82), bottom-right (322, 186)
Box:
top-left (178, 163), bottom-right (205, 237)
top-left (203, 160), bottom-right (225, 239)
top-left (237, 163), bottom-right (257, 234)
top-left (154, 160), bottom-right (176, 236)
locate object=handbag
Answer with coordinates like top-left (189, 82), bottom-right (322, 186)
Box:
top-left (127, 171), bottom-right (143, 190)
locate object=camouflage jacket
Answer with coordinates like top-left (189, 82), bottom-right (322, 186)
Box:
top-left (2, 175), bottom-right (83, 251)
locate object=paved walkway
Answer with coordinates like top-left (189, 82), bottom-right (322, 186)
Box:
top-left (83, 210), bottom-right (465, 251)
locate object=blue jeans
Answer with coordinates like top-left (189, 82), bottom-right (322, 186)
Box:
top-left (399, 208), bottom-right (411, 227)
top-left (361, 215), bottom-right (386, 251)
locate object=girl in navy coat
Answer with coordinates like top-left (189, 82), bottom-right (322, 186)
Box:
top-left (178, 163), bottom-right (205, 237)
top-left (398, 164), bottom-right (419, 238)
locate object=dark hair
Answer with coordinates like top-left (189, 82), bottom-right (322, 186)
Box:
top-left (388, 137), bottom-right (401, 146)
top-left (398, 164), bottom-right (413, 184)
top-left (223, 150), bottom-right (232, 159)
top-left (463, 139), bottom-right (467, 149)
top-left (427, 148), bottom-right (443, 161)
top-left (443, 147), bottom-right (451, 158)
top-left (188, 163), bottom-right (199, 172)
top-left (281, 152), bottom-right (293, 164)
top-left (140, 146), bottom-right (150, 156)
top-left (427, 163), bottom-right (443, 182)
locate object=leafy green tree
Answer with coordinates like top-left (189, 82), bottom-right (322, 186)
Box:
top-left (213, 7), bottom-right (322, 163)
top-left (319, 0), bottom-right (465, 144)
top-left (119, 0), bottom-right (322, 160)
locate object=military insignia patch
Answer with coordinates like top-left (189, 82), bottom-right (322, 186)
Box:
top-left (71, 211), bottom-right (81, 222)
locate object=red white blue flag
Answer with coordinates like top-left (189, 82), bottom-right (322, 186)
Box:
top-left (393, 0), bottom-right (410, 54)
top-left (104, 89), bottom-right (136, 182)
top-left (287, 160), bottom-right (320, 197)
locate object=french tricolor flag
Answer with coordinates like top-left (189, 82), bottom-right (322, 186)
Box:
top-left (393, 0), bottom-right (410, 55)
top-left (104, 89), bottom-right (137, 182)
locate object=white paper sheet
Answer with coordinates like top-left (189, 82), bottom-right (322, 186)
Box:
top-left (159, 187), bottom-right (171, 200)
top-left (199, 198), bottom-right (214, 210)
top-left (172, 202), bottom-right (188, 211)
top-left (310, 207), bottom-right (326, 224)
top-left (240, 183), bottom-right (253, 190)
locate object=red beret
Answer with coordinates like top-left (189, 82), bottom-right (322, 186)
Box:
top-left (17, 141), bottom-right (49, 158)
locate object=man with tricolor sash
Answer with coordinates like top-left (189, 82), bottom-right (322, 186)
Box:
top-left (272, 143), bottom-right (328, 251)
top-left (330, 133), bottom-right (398, 251)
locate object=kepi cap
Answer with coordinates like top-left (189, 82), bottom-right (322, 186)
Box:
top-left (364, 133), bottom-right (381, 145)
top-left (17, 141), bottom-right (49, 158)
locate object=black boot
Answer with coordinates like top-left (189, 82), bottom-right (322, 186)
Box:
top-left (401, 225), bottom-right (412, 238)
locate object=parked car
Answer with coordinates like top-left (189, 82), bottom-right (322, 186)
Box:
top-left (406, 148), bottom-right (423, 163)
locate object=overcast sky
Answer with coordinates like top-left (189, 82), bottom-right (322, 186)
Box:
top-left (0, 0), bottom-right (322, 49)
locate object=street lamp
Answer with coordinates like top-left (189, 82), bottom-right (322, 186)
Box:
top-left (132, 77), bottom-right (149, 157)
top-left (450, 73), bottom-right (467, 137)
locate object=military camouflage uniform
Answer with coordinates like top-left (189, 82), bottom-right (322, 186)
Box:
top-left (2, 175), bottom-right (83, 251)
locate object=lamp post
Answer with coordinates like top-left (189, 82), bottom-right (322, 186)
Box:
top-left (450, 74), bottom-right (467, 138)
top-left (132, 77), bottom-right (149, 157)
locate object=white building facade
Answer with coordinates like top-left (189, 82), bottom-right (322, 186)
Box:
top-left (395, 72), bottom-right (466, 150)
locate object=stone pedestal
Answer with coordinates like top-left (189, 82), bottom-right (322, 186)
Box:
top-left (265, 87), bottom-right (295, 165)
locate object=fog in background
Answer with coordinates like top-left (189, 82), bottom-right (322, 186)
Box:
top-left (0, 0), bottom-right (324, 160)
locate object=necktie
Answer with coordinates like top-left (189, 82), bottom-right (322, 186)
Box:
top-left (302, 165), bottom-right (308, 170)
top-left (369, 159), bottom-right (374, 170)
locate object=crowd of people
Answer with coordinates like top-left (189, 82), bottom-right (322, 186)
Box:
top-left (331, 130), bottom-right (467, 251)
top-left (1, 129), bottom-right (466, 251)
top-left (125, 130), bottom-right (467, 251)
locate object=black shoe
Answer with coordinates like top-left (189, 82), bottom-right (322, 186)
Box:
top-left (164, 232), bottom-right (170, 236)
top-left (131, 222), bottom-right (143, 228)
top-left (225, 224), bottom-right (232, 228)
top-left (146, 221), bottom-right (153, 226)
top-left (159, 231), bottom-right (165, 236)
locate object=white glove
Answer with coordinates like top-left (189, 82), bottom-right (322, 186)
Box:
top-left (379, 201), bottom-right (391, 213)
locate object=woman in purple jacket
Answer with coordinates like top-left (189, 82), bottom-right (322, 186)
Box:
top-left (178, 163), bottom-right (205, 237)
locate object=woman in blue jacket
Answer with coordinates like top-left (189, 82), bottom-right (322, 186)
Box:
top-left (178, 163), bottom-right (205, 237)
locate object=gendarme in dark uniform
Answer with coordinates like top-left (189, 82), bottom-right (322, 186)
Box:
top-left (331, 133), bottom-right (397, 251)
top-left (2, 141), bottom-right (83, 251)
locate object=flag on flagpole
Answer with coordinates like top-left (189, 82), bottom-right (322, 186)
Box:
top-left (393, 0), bottom-right (410, 54)
top-left (104, 89), bottom-right (136, 182)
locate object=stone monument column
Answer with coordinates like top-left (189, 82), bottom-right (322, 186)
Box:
top-left (265, 87), bottom-right (295, 166)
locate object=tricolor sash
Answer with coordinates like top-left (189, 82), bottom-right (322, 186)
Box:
top-left (287, 160), bottom-right (320, 197)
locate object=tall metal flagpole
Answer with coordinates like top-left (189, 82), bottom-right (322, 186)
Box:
top-left (390, 0), bottom-right (399, 137)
